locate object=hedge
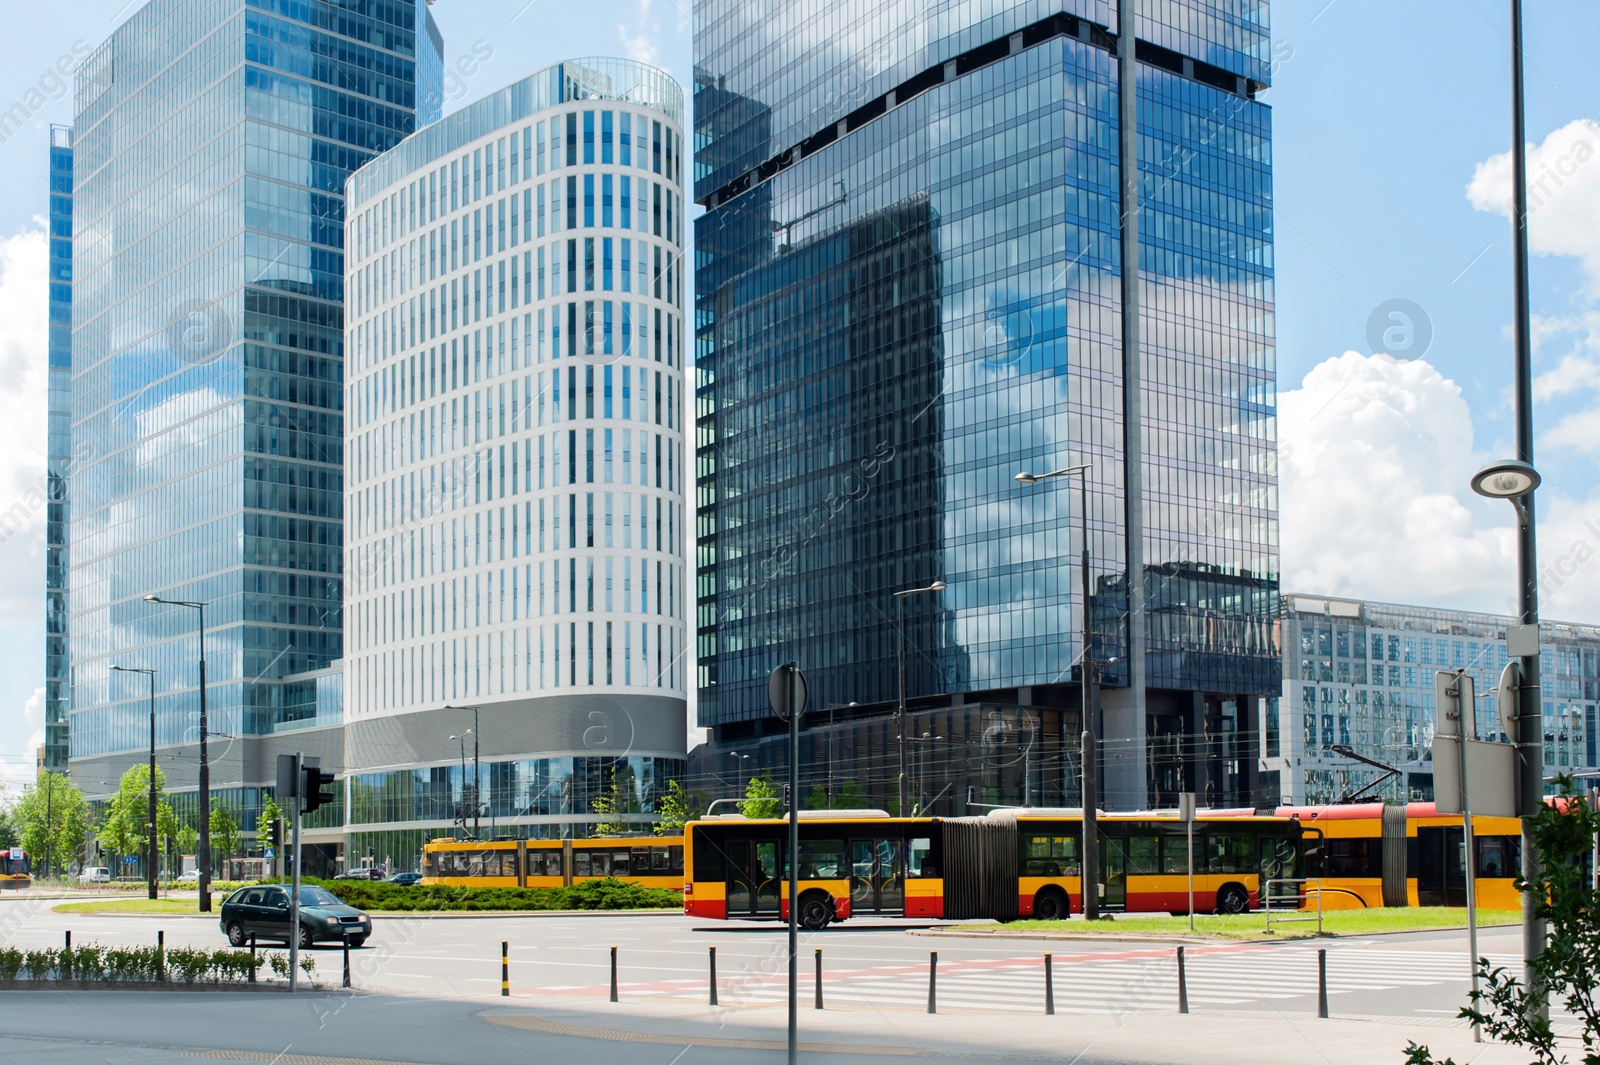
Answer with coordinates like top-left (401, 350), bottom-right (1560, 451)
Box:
top-left (0, 943), bottom-right (314, 985)
top-left (275, 875), bottom-right (681, 912)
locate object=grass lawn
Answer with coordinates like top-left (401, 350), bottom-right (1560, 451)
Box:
top-left (53, 898), bottom-right (208, 916)
top-left (964, 907), bottom-right (1521, 940)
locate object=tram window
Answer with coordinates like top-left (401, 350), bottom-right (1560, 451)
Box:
top-left (908, 837), bottom-right (937, 878)
top-left (611, 850), bottom-right (632, 876)
top-left (527, 851), bottom-right (561, 877)
top-left (1021, 835), bottom-right (1078, 877)
top-left (574, 852), bottom-right (592, 877)
top-left (799, 840), bottom-right (843, 879)
top-left (1325, 839), bottom-right (1379, 878)
top-left (1128, 836), bottom-right (1159, 875)
top-left (1476, 837), bottom-right (1518, 878)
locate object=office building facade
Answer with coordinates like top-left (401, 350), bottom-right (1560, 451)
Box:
top-left (64, 0), bottom-right (442, 834)
top-left (1272, 594), bottom-right (1600, 806)
top-left (341, 58), bottom-right (689, 855)
top-left (44, 124), bottom-right (74, 774)
top-left (693, 1), bottom-right (1279, 812)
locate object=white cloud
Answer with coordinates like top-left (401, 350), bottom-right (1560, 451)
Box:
top-left (1468, 118), bottom-right (1600, 288)
top-left (0, 227), bottom-right (50, 625)
top-left (0, 686), bottom-right (45, 789)
top-left (618, 0), bottom-right (660, 67)
top-left (1280, 351), bottom-right (1600, 622)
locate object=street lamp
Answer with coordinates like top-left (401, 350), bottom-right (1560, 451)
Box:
top-left (445, 706), bottom-right (481, 839)
top-left (1015, 463), bottom-right (1100, 920)
top-left (110, 665), bottom-right (159, 901)
top-left (449, 732), bottom-right (474, 838)
top-left (894, 580), bottom-right (946, 817)
top-left (143, 594), bottom-right (211, 912)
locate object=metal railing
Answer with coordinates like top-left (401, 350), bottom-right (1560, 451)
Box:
top-left (1264, 877), bottom-right (1323, 935)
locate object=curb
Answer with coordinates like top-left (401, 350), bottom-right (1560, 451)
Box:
top-left (908, 927), bottom-right (1240, 944)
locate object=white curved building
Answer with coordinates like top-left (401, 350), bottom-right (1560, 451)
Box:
top-left (342, 59), bottom-right (688, 849)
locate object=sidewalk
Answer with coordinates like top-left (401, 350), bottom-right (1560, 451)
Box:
top-left (489, 995), bottom-right (1535, 1063)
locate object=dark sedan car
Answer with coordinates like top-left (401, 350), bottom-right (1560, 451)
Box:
top-left (219, 885), bottom-right (372, 949)
top-left (386, 872), bottom-right (422, 886)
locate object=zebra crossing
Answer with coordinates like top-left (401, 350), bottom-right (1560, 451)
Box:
top-left (560, 945), bottom-right (1523, 1016)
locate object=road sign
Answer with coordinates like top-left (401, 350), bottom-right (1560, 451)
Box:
top-left (264, 848), bottom-right (275, 859)
top-left (768, 662), bottom-right (808, 722)
top-left (1434, 670), bottom-right (1516, 817)
top-left (1177, 792), bottom-right (1196, 823)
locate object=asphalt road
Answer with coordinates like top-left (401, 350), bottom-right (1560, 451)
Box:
top-left (0, 899), bottom-right (1561, 1064)
top-left (3, 897), bottom-right (1527, 1019)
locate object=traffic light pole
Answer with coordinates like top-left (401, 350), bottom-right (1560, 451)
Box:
top-left (289, 752), bottom-right (302, 994)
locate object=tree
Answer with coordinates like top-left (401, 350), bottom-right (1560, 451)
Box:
top-left (100, 764), bottom-right (165, 868)
top-left (209, 802), bottom-right (242, 874)
top-left (15, 772), bottom-right (89, 878)
top-left (806, 784), bottom-right (830, 811)
top-left (1406, 777), bottom-right (1600, 1065)
top-left (591, 766), bottom-right (639, 838)
top-left (738, 777), bottom-right (783, 819)
top-left (156, 801), bottom-right (181, 879)
top-left (0, 784), bottom-right (18, 850)
top-left (654, 780), bottom-right (705, 835)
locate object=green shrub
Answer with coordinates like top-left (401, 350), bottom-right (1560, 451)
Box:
top-left (302, 876), bottom-right (679, 912)
top-left (0, 948), bottom-right (22, 982)
top-left (24, 949), bottom-right (55, 981)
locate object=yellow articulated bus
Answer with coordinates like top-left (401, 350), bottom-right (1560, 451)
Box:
top-left (683, 809), bottom-right (1305, 928)
top-left (421, 836), bottom-right (684, 889)
top-left (1276, 802), bottom-right (1522, 910)
top-left (0, 848), bottom-right (29, 890)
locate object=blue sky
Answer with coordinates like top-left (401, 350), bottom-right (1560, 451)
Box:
top-left (1, 1), bottom-right (1597, 785)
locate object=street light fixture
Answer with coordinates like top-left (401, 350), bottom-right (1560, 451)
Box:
top-left (445, 706), bottom-right (481, 839)
top-left (894, 580), bottom-right (946, 817)
top-left (110, 665), bottom-right (159, 901)
top-left (141, 594), bottom-right (211, 912)
top-left (1015, 462), bottom-right (1101, 920)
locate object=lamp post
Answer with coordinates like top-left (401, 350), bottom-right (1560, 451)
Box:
top-left (1015, 463), bottom-right (1099, 920)
top-left (110, 665), bottom-right (159, 901)
top-left (142, 594), bottom-right (210, 912)
top-left (894, 581), bottom-right (947, 817)
top-left (449, 732), bottom-right (474, 837)
top-left (1470, 457), bottom-right (1544, 1016)
top-left (446, 706), bottom-right (481, 839)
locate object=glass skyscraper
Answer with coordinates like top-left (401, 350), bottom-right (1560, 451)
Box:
top-left (44, 125), bottom-right (74, 774)
top-left (341, 59), bottom-right (689, 850)
top-left (64, 0), bottom-right (442, 819)
top-left (694, 1), bottom-right (1279, 811)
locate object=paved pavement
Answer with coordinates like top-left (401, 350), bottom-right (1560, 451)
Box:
top-left (0, 898), bottom-right (1570, 1063)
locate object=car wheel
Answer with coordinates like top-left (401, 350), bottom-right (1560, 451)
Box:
top-left (298, 925), bottom-right (315, 950)
top-left (1215, 883), bottom-right (1250, 915)
top-left (226, 922), bottom-right (246, 947)
top-left (1033, 887), bottom-right (1070, 921)
top-left (798, 892), bottom-right (833, 931)
top-left (349, 935), bottom-right (369, 948)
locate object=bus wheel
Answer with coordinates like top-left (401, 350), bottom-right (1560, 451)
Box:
top-left (798, 892), bottom-right (834, 931)
top-left (1033, 887), bottom-right (1070, 921)
top-left (1215, 884), bottom-right (1249, 914)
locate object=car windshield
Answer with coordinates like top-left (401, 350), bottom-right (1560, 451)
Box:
top-left (299, 887), bottom-right (342, 906)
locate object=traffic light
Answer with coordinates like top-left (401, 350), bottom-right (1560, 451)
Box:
top-left (269, 818), bottom-right (282, 849)
top-left (301, 764), bottom-right (336, 814)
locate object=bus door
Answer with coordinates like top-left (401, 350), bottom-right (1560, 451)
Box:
top-left (1100, 837), bottom-right (1128, 909)
top-left (849, 838), bottom-right (905, 915)
top-left (725, 841), bottom-right (782, 917)
top-left (1415, 825), bottom-right (1466, 906)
